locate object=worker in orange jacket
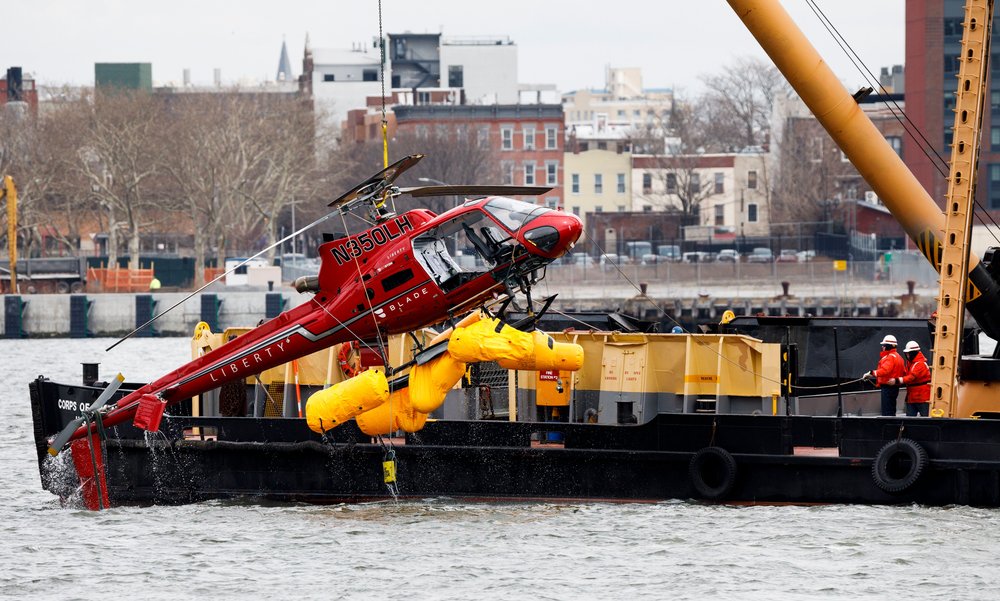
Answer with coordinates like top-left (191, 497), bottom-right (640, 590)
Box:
top-left (889, 340), bottom-right (931, 417)
top-left (862, 334), bottom-right (907, 416)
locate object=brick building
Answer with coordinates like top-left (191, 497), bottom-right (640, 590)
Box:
top-left (1, 67), bottom-right (39, 117)
top-left (393, 104), bottom-right (565, 207)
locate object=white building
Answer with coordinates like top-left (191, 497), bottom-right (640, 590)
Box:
top-left (308, 42), bottom-right (383, 139)
top-left (631, 152), bottom-right (770, 238)
top-left (439, 36), bottom-right (518, 104)
top-left (306, 32), bottom-right (523, 142)
top-left (562, 67), bottom-right (673, 133)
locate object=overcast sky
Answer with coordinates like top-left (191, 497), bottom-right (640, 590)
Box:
top-left (5, 1), bottom-right (904, 93)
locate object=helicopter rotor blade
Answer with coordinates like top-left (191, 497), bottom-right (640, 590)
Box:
top-left (397, 185), bottom-right (553, 198)
top-left (47, 373), bottom-right (125, 456)
top-left (328, 154), bottom-right (425, 208)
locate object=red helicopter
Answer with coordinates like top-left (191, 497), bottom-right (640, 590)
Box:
top-left (50, 154), bottom-right (583, 453)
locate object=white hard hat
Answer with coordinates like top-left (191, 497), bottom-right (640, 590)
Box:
top-left (880, 334), bottom-right (897, 346)
top-left (904, 340), bottom-right (920, 353)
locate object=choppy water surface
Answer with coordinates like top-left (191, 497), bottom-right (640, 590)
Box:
top-left (2, 338), bottom-right (1000, 601)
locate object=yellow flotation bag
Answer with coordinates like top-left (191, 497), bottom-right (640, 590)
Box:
top-left (356, 388), bottom-right (429, 435)
top-left (305, 368), bottom-right (389, 434)
top-left (408, 351), bottom-right (468, 414)
top-left (449, 318), bottom-right (583, 372)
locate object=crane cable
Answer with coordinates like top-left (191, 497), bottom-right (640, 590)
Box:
top-left (804, 0), bottom-right (1000, 246)
top-left (376, 0), bottom-right (397, 217)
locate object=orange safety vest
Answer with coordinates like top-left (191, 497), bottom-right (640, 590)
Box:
top-left (901, 351), bottom-right (931, 404)
top-left (874, 348), bottom-right (906, 387)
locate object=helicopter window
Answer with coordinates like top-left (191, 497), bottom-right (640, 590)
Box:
top-left (413, 236), bottom-right (461, 287)
top-left (483, 197), bottom-right (551, 232)
top-left (381, 268), bottom-right (414, 293)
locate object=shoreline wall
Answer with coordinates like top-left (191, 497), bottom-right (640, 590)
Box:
top-left (0, 282), bottom-right (937, 338)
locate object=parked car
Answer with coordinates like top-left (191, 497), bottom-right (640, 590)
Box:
top-left (796, 250), bottom-right (817, 263)
top-left (563, 253), bottom-right (595, 266)
top-left (640, 253), bottom-right (673, 265)
top-left (716, 249), bottom-right (740, 263)
top-left (682, 251), bottom-right (712, 263)
top-left (657, 245), bottom-right (682, 262)
top-left (776, 249), bottom-right (799, 263)
top-left (747, 247), bottom-right (774, 263)
top-left (599, 254), bottom-right (622, 269)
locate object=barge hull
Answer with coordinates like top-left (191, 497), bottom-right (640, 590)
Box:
top-left (31, 378), bottom-right (1000, 507)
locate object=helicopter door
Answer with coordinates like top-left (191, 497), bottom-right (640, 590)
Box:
top-left (413, 236), bottom-right (462, 289)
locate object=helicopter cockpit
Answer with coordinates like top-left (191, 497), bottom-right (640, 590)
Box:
top-left (412, 197), bottom-right (552, 293)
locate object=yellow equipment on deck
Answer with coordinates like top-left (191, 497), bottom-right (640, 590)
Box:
top-left (306, 313), bottom-right (586, 435)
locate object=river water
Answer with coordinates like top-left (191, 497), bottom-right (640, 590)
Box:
top-left (2, 337), bottom-right (999, 600)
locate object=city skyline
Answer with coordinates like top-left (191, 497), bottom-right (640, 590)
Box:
top-left (6, 1), bottom-right (904, 93)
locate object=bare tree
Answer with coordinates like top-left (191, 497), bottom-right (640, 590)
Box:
top-left (630, 95), bottom-right (718, 225)
top-left (701, 57), bottom-right (786, 152)
top-left (318, 126), bottom-right (501, 229)
top-left (771, 117), bottom-right (858, 233)
top-left (229, 95), bottom-right (320, 262)
top-left (0, 101), bottom-right (85, 258)
top-left (69, 90), bottom-right (165, 268)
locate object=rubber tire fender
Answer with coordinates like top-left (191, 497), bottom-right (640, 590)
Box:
top-left (688, 446), bottom-right (738, 500)
top-left (871, 438), bottom-right (928, 494)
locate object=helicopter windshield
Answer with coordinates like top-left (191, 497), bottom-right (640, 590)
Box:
top-left (483, 197), bottom-right (551, 233)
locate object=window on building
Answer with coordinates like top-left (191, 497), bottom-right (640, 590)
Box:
top-left (448, 65), bottom-right (464, 88)
top-left (363, 69), bottom-right (378, 82)
top-left (501, 126), bottom-right (514, 150)
top-left (595, 205), bottom-right (603, 213)
top-left (597, 141), bottom-right (607, 150)
top-left (809, 137), bottom-right (823, 162)
top-left (501, 161), bottom-right (514, 185)
top-left (546, 162), bottom-right (558, 186)
top-left (689, 173), bottom-right (701, 195)
top-left (748, 203), bottom-right (759, 223)
top-left (990, 164), bottom-right (1000, 209)
top-left (524, 162), bottom-right (536, 185)
top-left (571, 173), bottom-right (580, 194)
top-left (323, 74), bottom-right (335, 82)
top-left (545, 197), bottom-right (559, 209)
top-left (993, 91), bottom-right (1000, 112)
top-left (477, 126), bottom-right (490, 148)
top-left (642, 173), bottom-right (652, 194)
top-left (617, 205), bottom-right (626, 212)
top-left (715, 204), bottom-right (725, 226)
top-left (572, 206), bottom-right (580, 216)
top-left (643, 205), bottom-right (652, 212)
top-left (417, 91), bottom-right (431, 104)
top-left (666, 173), bottom-right (677, 194)
top-left (617, 173), bottom-right (626, 194)
top-left (594, 173), bottom-right (603, 194)
top-left (415, 125), bottom-right (428, 139)
top-left (545, 126), bottom-right (558, 149)
top-left (523, 126), bottom-right (536, 150)
top-left (714, 172), bottom-right (724, 194)
top-left (617, 110), bottom-right (626, 117)
top-left (747, 170), bottom-right (758, 190)
top-left (992, 128), bottom-right (1000, 151)
top-left (944, 17), bottom-right (964, 37)
top-left (579, 142), bottom-right (589, 152)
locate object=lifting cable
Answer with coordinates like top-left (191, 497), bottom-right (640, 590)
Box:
top-left (805, 0), bottom-right (1000, 246)
top-left (376, 0), bottom-right (397, 217)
